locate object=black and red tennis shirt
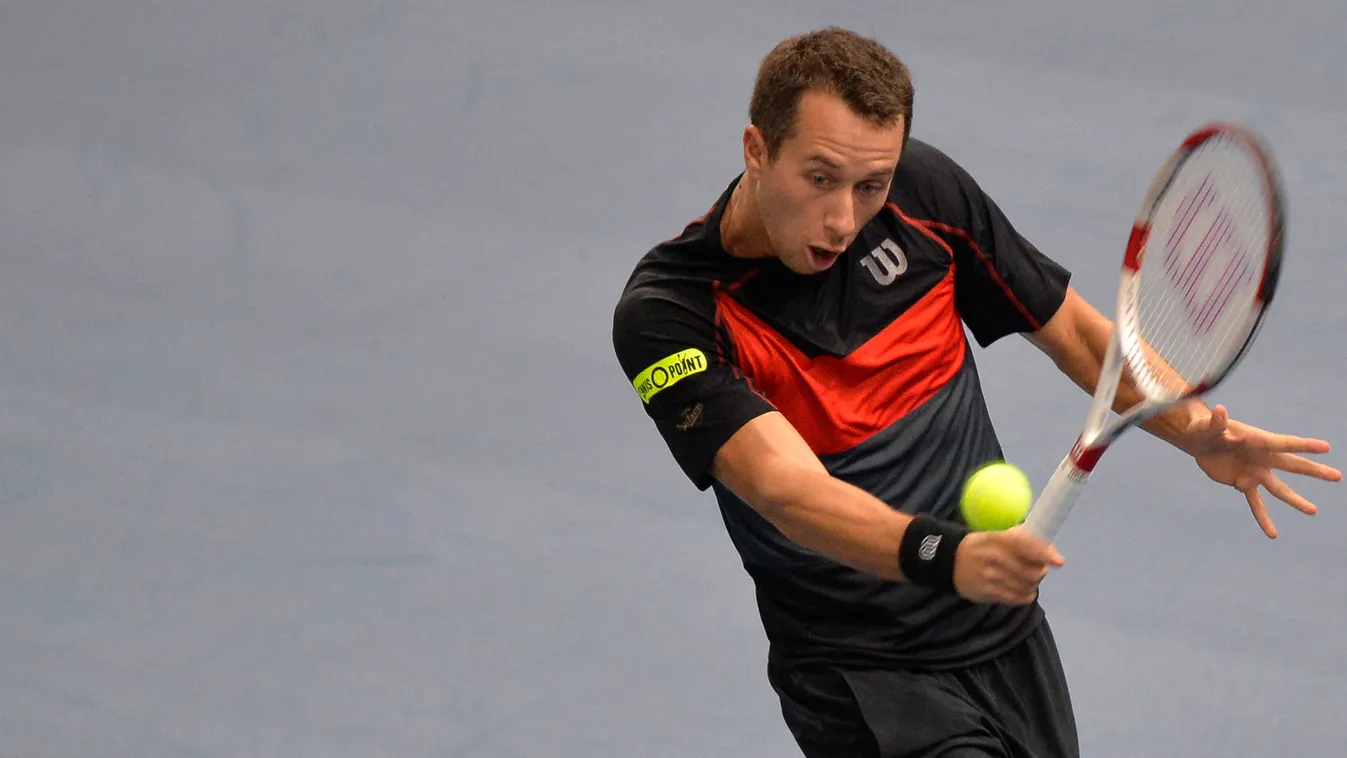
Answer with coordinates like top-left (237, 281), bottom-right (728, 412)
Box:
top-left (611, 138), bottom-right (1072, 670)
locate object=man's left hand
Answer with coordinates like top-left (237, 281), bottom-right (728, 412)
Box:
top-left (1183, 404), bottom-right (1342, 538)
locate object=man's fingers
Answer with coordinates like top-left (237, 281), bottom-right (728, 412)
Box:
top-left (1006, 544), bottom-right (1056, 597)
top-left (962, 530), bottom-right (1062, 605)
top-left (1265, 434), bottom-right (1333, 455)
top-left (1272, 452), bottom-right (1343, 481)
top-left (1208, 404), bottom-right (1230, 433)
top-left (994, 575), bottom-right (1041, 606)
top-left (1262, 473), bottom-right (1319, 516)
top-left (1004, 527), bottom-right (1065, 566)
top-left (1245, 487), bottom-right (1278, 539)
top-left (1008, 541), bottom-right (1063, 572)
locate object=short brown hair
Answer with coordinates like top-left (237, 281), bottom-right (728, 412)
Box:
top-left (749, 27), bottom-right (914, 158)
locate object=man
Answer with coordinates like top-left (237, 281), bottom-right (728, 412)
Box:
top-left (610, 27), bottom-right (1339, 758)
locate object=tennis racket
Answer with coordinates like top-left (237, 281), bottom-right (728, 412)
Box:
top-left (1023, 121), bottom-right (1286, 542)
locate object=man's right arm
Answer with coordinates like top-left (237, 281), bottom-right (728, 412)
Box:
top-left (710, 411), bottom-right (914, 582)
top-left (611, 285), bottom-right (1060, 604)
top-left (711, 411), bottom-right (1065, 604)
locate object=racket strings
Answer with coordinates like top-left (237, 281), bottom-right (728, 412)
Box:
top-left (1128, 135), bottom-right (1269, 396)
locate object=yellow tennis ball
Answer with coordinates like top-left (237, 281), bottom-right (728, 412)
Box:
top-left (960, 462), bottom-right (1033, 531)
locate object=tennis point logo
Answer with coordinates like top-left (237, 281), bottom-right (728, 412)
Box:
top-left (633, 348), bottom-right (708, 403)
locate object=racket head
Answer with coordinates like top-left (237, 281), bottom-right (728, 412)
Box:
top-left (1116, 122), bottom-right (1286, 402)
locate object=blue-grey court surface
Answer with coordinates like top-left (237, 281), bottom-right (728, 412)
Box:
top-left (3, 2), bottom-right (1346, 756)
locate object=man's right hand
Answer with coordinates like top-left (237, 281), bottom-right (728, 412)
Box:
top-left (953, 526), bottom-right (1065, 605)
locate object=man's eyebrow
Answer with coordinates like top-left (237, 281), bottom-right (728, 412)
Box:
top-left (804, 155), bottom-right (894, 179)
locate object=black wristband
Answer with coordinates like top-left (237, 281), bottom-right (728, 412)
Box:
top-left (897, 515), bottom-right (968, 593)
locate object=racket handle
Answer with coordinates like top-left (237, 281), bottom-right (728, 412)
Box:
top-left (1022, 453), bottom-right (1092, 542)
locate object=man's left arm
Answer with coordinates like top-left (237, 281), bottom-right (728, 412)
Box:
top-left (1025, 287), bottom-right (1342, 538)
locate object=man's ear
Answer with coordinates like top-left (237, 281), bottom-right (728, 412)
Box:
top-left (743, 125), bottom-right (768, 174)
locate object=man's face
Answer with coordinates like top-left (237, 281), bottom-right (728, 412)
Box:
top-left (746, 90), bottom-right (905, 275)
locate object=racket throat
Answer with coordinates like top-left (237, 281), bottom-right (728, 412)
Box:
top-left (1069, 437), bottom-right (1110, 473)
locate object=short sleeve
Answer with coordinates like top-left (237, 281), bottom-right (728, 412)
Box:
top-left (894, 141), bottom-right (1072, 347)
top-left (612, 287), bottom-right (776, 490)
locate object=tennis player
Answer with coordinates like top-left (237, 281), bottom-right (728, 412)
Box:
top-left (610, 27), bottom-right (1339, 757)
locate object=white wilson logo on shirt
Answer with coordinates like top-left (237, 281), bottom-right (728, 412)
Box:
top-left (861, 239), bottom-right (908, 285)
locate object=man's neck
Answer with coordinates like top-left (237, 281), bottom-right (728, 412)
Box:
top-left (720, 179), bottom-right (773, 260)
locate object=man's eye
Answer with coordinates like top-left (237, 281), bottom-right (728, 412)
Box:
top-left (858, 183), bottom-right (883, 195)
top-left (810, 174), bottom-right (831, 187)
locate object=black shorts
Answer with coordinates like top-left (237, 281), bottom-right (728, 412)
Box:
top-left (768, 619), bottom-right (1078, 758)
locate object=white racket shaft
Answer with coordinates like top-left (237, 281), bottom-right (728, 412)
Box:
top-left (1023, 324), bottom-right (1172, 542)
top-left (1023, 319), bottom-right (1185, 538)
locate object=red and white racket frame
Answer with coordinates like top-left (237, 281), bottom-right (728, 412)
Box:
top-left (1023, 122), bottom-right (1286, 543)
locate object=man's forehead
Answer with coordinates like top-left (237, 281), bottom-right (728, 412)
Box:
top-left (783, 110), bottom-right (903, 159)
top-left (782, 131), bottom-right (903, 167)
